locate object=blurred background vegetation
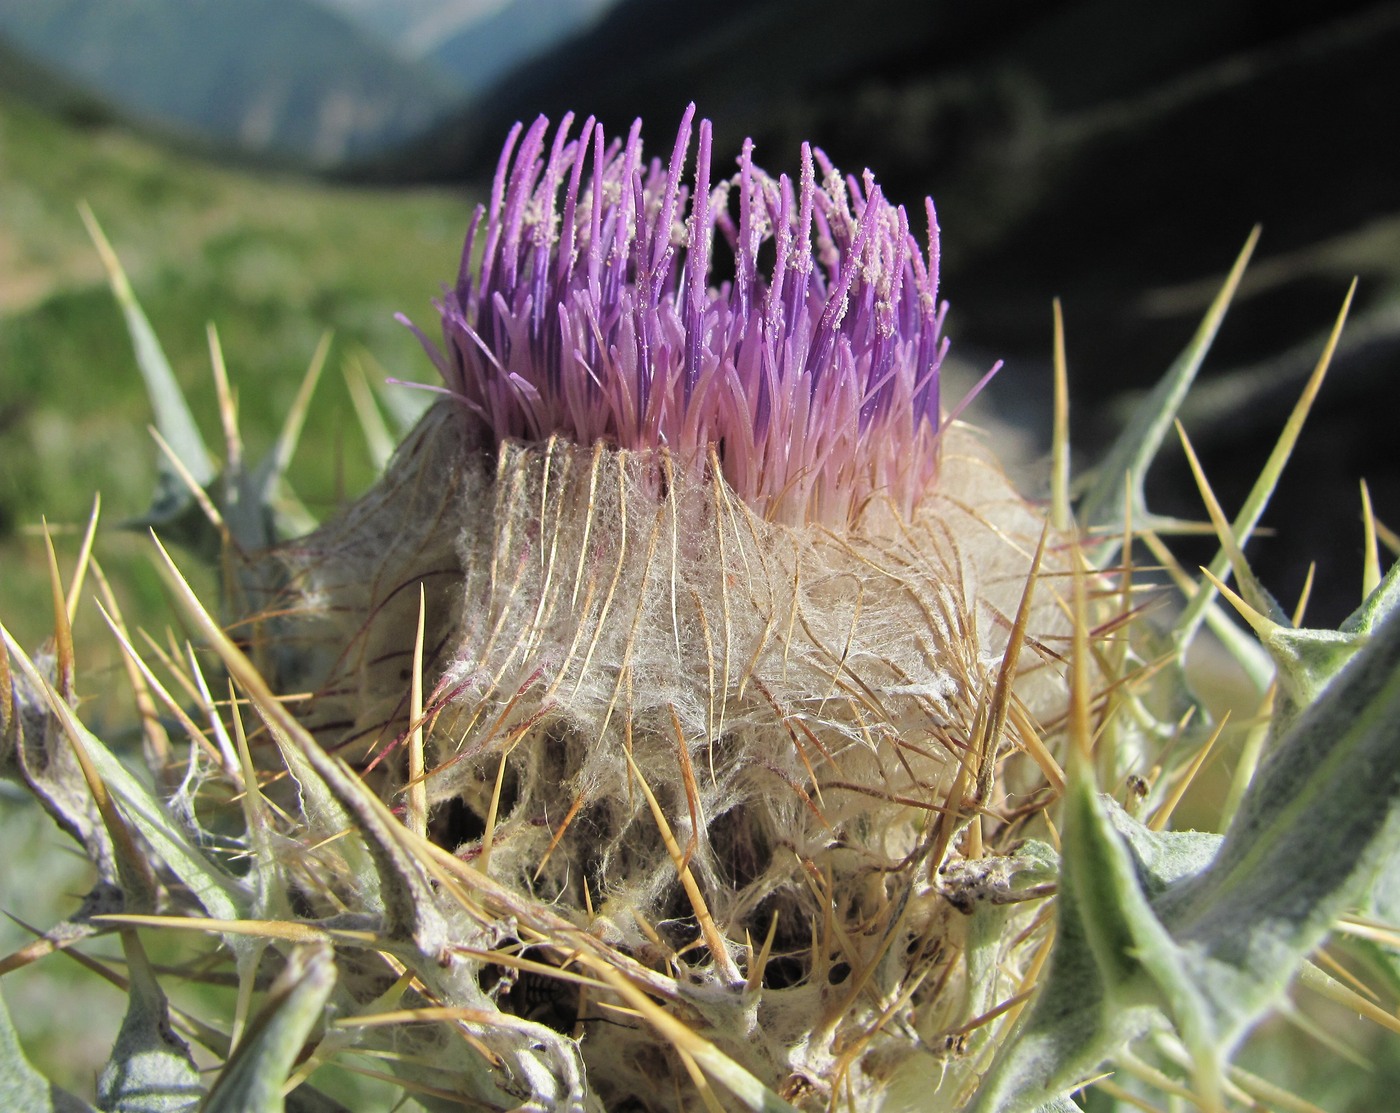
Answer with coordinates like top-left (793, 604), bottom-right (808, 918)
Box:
top-left (2, 0), bottom-right (1399, 1105)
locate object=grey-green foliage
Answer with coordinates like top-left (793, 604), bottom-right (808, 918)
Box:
top-left (1158, 596), bottom-right (1400, 1041)
top-left (969, 244), bottom-right (1399, 1111)
top-left (1077, 227), bottom-right (1257, 545)
top-left (201, 946), bottom-right (335, 1113)
top-left (2, 639), bottom-right (257, 949)
top-left (80, 204), bottom-right (215, 526)
top-left (83, 209), bottom-right (328, 558)
top-left (1262, 554), bottom-right (1400, 729)
top-left (96, 954), bottom-right (200, 1113)
top-left (944, 839), bottom-right (1060, 1066)
top-left (0, 628), bottom-right (350, 1111)
top-left (0, 990), bottom-right (97, 1113)
top-left (973, 600), bottom-right (1400, 1113)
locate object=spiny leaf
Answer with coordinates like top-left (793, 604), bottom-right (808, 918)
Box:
top-left (967, 792), bottom-right (1225, 1113)
top-left (1173, 279), bottom-right (1355, 649)
top-left (146, 534), bottom-right (449, 957)
top-left (341, 355), bottom-right (397, 471)
top-left (79, 204), bottom-right (215, 523)
top-left (221, 331), bottom-right (331, 550)
top-left (944, 841), bottom-right (1058, 1062)
top-left (1078, 228), bottom-right (1258, 538)
top-left (201, 945), bottom-right (335, 1113)
top-left (1155, 602), bottom-right (1400, 1045)
top-left (253, 331), bottom-right (331, 508)
top-left (96, 943), bottom-right (201, 1113)
top-left (974, 603), bottom-right (1400, 1112)
top-left (1201, 560), bottom-right (1382, 732)
top-left (0, 621), bottom-right (117, 882)
top-left (2, 622), bottom-right (253, 947)
top-left (37, 544), bottom-right (160, 913)
top-left (1343, 545), bottom-right (1400, 640)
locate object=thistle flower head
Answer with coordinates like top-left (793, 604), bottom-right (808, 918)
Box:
top-left (424, 104), bottom-right (953, 525)
top-left (7, 120), bottom-right (1388, 1113)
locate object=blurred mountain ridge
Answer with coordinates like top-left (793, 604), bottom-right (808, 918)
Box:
top-left (0, 0), bottom-right (460, 165)
top-left (312, 0), bottom-right (616, 97)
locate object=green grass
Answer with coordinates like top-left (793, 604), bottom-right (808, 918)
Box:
top-left (0, 91), bottom-right (470, 651)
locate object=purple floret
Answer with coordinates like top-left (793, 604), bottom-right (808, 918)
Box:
top-left (413, 104), bottom-right (965, 524)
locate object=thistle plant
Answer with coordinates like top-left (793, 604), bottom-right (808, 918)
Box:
top-left (3, 107), bottom-right (1399, 1113)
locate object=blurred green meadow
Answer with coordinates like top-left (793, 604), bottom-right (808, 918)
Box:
top-left (1, 87), bottom-right (470, 648)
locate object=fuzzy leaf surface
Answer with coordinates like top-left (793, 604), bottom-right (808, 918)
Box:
top-left (62, 714), bottom-right (251, 932)
top-left (967, 787), bottom-right (1222, 1112)
top-left (1, 630), bottom-right (118, 882)
top-left (201, 945), bottom-right (334, 1113)
top-left (6, 643), bottom-right (259, 962)
top-left (973, 604), bottom-right (1400, 1111)
top-left (1154, 602), bottom-right (1400, 1044)
top-left (1261, 557), bottom-right (1400, 725)
top-left (96, 960), bottom-right (201, 1112)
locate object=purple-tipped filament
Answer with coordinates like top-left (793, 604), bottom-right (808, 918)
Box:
top-left (414, 105), bottom-right (965, 525)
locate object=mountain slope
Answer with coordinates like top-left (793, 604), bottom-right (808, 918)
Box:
top-left (0, 0), bottom-right (459, 164)
top-left (425, 0), bottom-right (614, 96)
top-left (312, 0), bottom-right (512, 56)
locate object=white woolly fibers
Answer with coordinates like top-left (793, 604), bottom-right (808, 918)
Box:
top-left (250, 397), bottom-right (1074, 1107)
top-left (259, 398), bottom-right (1069, 949)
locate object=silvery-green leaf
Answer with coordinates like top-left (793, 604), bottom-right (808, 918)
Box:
top-left (4, 637), bottom-right (255, 963)
top-left (967, 779), bottom-right (1223, 1112)
top-left (83, 218), bottom-right (331, 557)
top-left (97, 950), bottom-right (201, 1112)
top-left (60, 710), bottom-right (250, 932)
top-left (973, 604), bottom-right (1400, 1111)
top-left (1, 629), bottom-right (117, 882)
top-left (1155, 603), bottom-right (1400, 1049)
top-left (1207, 559), bottom-right (1397, 730)
top-left (1253, 623), bottom-right (1360, 729)
top-left (1077, 230), bottom-right (1257, 539)
top-left (79, 207), bottom-right (215, 529)
top-left (0, 990), bottom-right (96, 1113)
top-left (1356, 853), bottom-right (1400, 995)
top-left (1343, 552), bottom-right (1400, 639)
top-left (214, 334), bottom-right (331, 554)
top-left (941, 840), bottom-right (1060, 1060)
top-left (202, 945), bottom-right (335, 1113)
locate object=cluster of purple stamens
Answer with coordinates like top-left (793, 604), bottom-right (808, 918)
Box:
top-left (416, 104), bottom-right (965, 523)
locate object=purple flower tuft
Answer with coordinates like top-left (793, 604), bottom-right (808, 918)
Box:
top-left (416, 105), bottom-right (970, 525)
